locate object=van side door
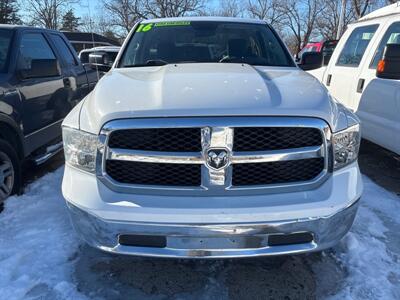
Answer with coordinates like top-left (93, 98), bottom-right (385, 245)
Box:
top-left (357, 20), bottom-right (400, 153)
top-left (322, 23), bottom-right (380, 111)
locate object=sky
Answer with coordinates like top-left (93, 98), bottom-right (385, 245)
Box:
top-left (73, 0), bottom-right (100, 18)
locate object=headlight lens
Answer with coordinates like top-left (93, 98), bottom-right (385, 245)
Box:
top-left (332, 124), bottom-right (361, 170)
top-left (63, 127), bottom-right (98, 173)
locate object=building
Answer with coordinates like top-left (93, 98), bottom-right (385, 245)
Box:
top-left (62, 31), bottom-right (121, 53)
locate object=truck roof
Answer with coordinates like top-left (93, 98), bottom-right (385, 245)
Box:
top-left (80, 46), bottom-right (120, 53)
top-left (0, 24), bottom-right (60, 33)
top-left (359, 3), bottom-right (400, 22)
top-left (141, 16), bottom-right (266, 25)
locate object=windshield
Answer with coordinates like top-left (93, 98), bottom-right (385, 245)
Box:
top-left (119, 21), bottom-right (293, 68)
top-left (0, 29), bottom-right (13, 73)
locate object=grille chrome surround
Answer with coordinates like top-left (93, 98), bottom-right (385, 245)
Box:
top-left (97, 117), bottom-right (332, 196)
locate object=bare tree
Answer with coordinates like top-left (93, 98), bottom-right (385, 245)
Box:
top-left (351, 0), bottom-right (371, 18)
top-left (80, 14), bottom-right (112, 34)
top-left (281, 0), bottom-right (324, 54)
top-left (247, 0), bottom-right (285, 26)
top-left (101, 0), bottom-right (204, 36)
top-left (102, 0), bottom-right (139, 36)
top-left (139, 0), bottom-right (205, 18)
top-left (25, 0), bottom-right (77, 29)
top-left (316, 0), bottom-right (355, 40)
top-left (209, 0), bottom-right (243, 17)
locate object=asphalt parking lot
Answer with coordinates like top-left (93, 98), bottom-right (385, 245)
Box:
top-left (358, 140), bottom-right (400, 196)
top-left (1, 140), bottom-right (399, 300)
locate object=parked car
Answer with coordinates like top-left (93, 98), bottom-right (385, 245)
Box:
top-left (0, 25), bottom-right (98, 204)
top-left (62, 17), bottom-right (363, 258)
top-left (79, 46), bottom-right (120, 73)
top-left (296, 40), bottom-right (338, 64)
top-left (307, 3), bottom-right (400, 154)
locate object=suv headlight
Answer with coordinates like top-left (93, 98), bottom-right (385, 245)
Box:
top-left (332, 124), bottom-right (361, 170)
top-left (62, 127), bottom-right (98, 173)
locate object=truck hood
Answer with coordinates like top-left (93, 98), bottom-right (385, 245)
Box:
top-left (79, 63), bottom-right (350, 133)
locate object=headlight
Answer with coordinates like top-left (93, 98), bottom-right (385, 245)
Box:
top-left (62, 127), bottom-right (98, 173)
top-left (332, 124), bottom-right (361, 170)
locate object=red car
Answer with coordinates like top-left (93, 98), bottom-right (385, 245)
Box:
top-left (297, 40), bottom-right (338, 65)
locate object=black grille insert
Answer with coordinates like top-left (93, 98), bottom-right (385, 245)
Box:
top-left (106, 160), bottom-right (201, 186)
top-left (232, 158), bottom-right (324, 186)
top-left (233, 127), bottom-right (323, 151)
top-left (108, 128), bottom-right (201, 152)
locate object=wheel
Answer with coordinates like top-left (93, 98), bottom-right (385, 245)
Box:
top-left (0, 139), bottom-right (21, 202)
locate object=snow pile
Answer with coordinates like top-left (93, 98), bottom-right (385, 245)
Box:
top-left (329, 176), bottom-right (400, 299)
top-left (0, 168), bottom-right (86, 300)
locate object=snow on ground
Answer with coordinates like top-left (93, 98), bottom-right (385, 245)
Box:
top-left (0, 167), bottom-right (399, 299)
top-left (328, 176), bottom-right (400, 299)
top-left (0, 168), bottom-right (86, 300)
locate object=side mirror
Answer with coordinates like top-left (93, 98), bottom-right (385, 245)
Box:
top-left (294, 53), bottom-right (300, 63)
top-left (376, 44), bottom-right (400, 80)
top-left (89, 52), bottom-right (112, 72)
top-left (321, 40), bottom-right (338, 66)
top-left (19, 59), bottom-right (60, 79)
top-left (298, 52), bottom-right (323, 71)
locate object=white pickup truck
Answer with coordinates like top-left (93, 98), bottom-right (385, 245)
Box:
top-left (308, 3), bottom-right (400, 155)
top-left (62, 17), bottom-right (363, 258)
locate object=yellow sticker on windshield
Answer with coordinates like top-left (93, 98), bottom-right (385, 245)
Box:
top-left (136, 23), bottom-right (153, 32)
top-left (155, 21), bottom-right (191, 27)
top-left (137, 21), bottom-right (191, 32)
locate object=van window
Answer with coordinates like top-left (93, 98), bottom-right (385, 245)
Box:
top-left (370, 22), bottom-right (400, 69)
top-left (336, 25), bottom-right (379, 67)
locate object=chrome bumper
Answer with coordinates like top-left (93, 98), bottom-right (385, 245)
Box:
top-left (66, 199), bottom-right (360, 259)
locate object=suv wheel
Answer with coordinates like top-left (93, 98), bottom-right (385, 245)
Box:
top-left (0, 139), bottom-right (20, 203)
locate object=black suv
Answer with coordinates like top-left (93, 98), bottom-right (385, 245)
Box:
top-left (0, 25), bottom-right (98, 203)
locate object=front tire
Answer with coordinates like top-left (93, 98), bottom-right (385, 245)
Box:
top-left (0, 139), bottom-right (21, 203)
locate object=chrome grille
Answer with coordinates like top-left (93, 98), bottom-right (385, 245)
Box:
top-left (108, 128), bottom-right (201, 152)
top-left (98, 117), bottom-right (331, 195)
top-left (106, 161), bottom-right (201, 186)
top-left (233, 127), bottom-right (323, 151)
top-left (232, 158), bottom-right (325, 186)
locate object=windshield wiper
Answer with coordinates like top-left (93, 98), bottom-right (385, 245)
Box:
top-left (124, 59), bottom-right (169, 68)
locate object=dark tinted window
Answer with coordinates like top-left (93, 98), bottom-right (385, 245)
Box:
top-left (80, 52), bottom-right (89, 64)
top-left (322, 40), bottom-right (338, 66)
top-left (18, 33), bottom-right (56, 71)
top-left (50, 34), bottom-right (78, 66)
top-left (108, 51), bottom-right (118, 63)
top-left (336, 25), bottom-right (378, 67)
top-left (120, 21), bottom-right (292, 67)
top-left (0, 29), bottom-right (13, 73)
top-left (370, 22), bottom-right (400, 69)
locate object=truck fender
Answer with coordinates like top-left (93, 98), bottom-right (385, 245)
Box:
top-left (0, 114), bottom-right (25, 159)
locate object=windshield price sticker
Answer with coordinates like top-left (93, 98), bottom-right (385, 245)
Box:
top-left (136, 21), bottom-right (191, 32)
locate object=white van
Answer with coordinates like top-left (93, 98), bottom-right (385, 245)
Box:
top-left (308, 3), bottom-right (400, 154)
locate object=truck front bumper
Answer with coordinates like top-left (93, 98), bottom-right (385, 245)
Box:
top-left (66, 198), bottom-right (359, 258)
top-left (63, 161), bottom-right (362, 258)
